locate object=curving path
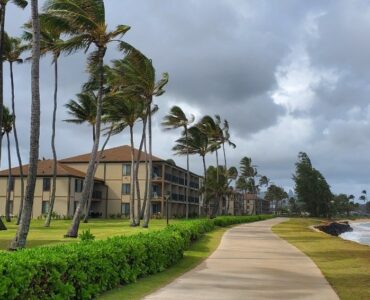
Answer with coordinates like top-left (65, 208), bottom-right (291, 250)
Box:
top-left (144, 218), bottom-right (339, 300)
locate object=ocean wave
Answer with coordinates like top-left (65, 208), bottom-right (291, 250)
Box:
top-left (340, 222), bottom-right (370, 246)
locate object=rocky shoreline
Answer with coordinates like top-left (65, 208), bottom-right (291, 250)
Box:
top-left (315, 221), bottom-right (353, 236)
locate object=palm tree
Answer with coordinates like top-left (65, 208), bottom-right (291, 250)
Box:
top-left (104, 94), bottom-right (144, 226)
top-left (173, 126), bottom-right (213, 216)
top-left (10, 0), bottom-right (40, 250)
top-left (3, 33), bottom-right (27, 224)
top-left (113, 46), bottom-right (168, 228)
top-left (24, 15), bottom-right (65, 227)
top-left (65, 91), bottom-right (98, 141)
top-left (0, 0), bottom-right (27, 168)
top-left (162, 106), bottom-right (194, 219)
top-left (2, 105), bottom-right (13, 222)
top-left (44, 0), bottom-right (130, 238)
top-left (215, 116), bottom-right (236, 170)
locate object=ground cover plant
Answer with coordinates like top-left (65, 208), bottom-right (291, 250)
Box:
top-left (0, 215), bottom-right (272, 299)
top-left (273, 218), bottom-right (370, 300)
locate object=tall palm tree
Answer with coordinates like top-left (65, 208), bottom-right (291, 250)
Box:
top-left (2, 105), bottom-right (13, 222)
top-left (3, 33), bottom-right (27, 224)
top-left (44, 0), bottom-right (130, 238)
top-left (215, 115), bottom-right (236, 170)
top-left (173, 126), bottom-right (213, 216)
top-left (10, 0), bottom-right (40, 250)
top-left (114, 46), bottom-right (168, 228)
top-left (162, 106), bottom-right (194, 219)
top-left (24, 15), bottom-right (65, 227)
top-left (104, 94), bottom-right (144, 226)
top-left (0, 0), bottom-right (27, 168)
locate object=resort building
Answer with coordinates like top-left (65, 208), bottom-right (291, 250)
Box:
top-left (0, 145), bottom-right (203, 219)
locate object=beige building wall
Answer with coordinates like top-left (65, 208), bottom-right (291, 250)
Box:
top-left (0, 177), bottom-right (71, 218)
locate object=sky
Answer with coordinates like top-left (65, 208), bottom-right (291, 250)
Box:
top-left (1, 0), bottom-right (370, 198)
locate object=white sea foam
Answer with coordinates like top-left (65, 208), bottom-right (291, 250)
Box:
top-left (340, 222), bottom-right (370, 246)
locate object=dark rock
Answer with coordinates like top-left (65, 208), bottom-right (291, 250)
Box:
top-left (316, 221), bottom-right (353, 236)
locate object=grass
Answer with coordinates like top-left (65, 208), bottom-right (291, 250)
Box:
top-left (273, 218), bottom-right (370, 300)
top-left (0, 218), bottom-right (181, 250)
top-left (97, 226), bottom-right (229, 300)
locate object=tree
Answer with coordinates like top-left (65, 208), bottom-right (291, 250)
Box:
top-left (114, 46), bottom-right (168, 228)
top-left (0, 0), bottom-right (27, 168)
top-left (104, 94), bottom-right (144, 226)
top-left (1, 105), bottom-right (13, 222)
top-left (215, 115), bottom-right (236, 170)
top-left (10, 0), bottom-right (40, 250)
top-left (162, 106), bottom-right (194, 219)
top-left (173, 126), bottom-right (213, 216)
top-left (359, 190), bottom-right (367, 204)
top-left (264, 185), bottom-right (288, 215)
top-left (3, 33), bottom-right (26, 224)
top-left (24, 15), bottom-right (66, 227)
top-left (44, 0), bottom-right (131, 237)
top-left (293, 152), bottom-right (333, 217)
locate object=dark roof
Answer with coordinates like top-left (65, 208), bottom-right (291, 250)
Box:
top-left (0, 160), bottom-right (104, 181)
top-left (60, 145), bottom-right (164, 163)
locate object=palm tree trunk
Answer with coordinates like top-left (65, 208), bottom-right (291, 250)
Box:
top-left (45, 57), bottom-right (58, 228)
top-left (185, 126), bottom-right (189, 219)
top-left (5, 132), bottom-right (11, 222)
top-left (92, 123), bottom-right (96, 142)
top-left (140, 129), bottom-right (148, 219)
top-left (9, 0), bottom-right (40, 249)
top-left (135, 118), bottom-right (147, 224)
top-left (215, 149), bottom-right (220, 215)
top-left (10, 61), bottom-right (25, 226)
top-left (143, 100), bottom-right (152, 228)
top-left (222, 142), bottom-right (227, 170)
top-left (202, 155), bottom-right (209, 218)
top-left (83, 127), bottom-right (112, 223)
top-left (65, 46), bottom-right (105, 238)
top-left (0, 5), bottom-right (6, 168)
top-left (129, 125), bottom-right (136, 226)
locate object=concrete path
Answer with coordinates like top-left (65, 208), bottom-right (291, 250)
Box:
top-left (144, 218), bottom-right (339, 300)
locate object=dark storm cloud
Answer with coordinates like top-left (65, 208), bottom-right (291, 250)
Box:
top-left (2, 0), bottom-right (370, 197)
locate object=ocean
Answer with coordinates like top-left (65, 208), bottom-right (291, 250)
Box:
top-left (340, 222), bottom-right (370, 246)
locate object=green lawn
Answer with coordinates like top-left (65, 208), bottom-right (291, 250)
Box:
top-left (97, 226), bottom-right (228, 300)
top-left (273, 218), bottom-right (370, 300)
top-left (0, 218), bottom-right (181, 250)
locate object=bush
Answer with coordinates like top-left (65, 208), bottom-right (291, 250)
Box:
top-left (0, 215), bottom-right (273, 300)
top-left (79, 229), bottom-right (95, 242)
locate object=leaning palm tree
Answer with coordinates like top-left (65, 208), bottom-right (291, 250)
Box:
top-left (65, 91), bottom-right (98, 141)
top-left (10, 0), bottom-right (40, 250)
top-left (0, 0), bottom-right (28, 168)
top-left (162, 106), bottom-right (194, 219)
top-left (113, 46), bottom-right (168, 228)
top-left (173, 126), bottom-right (213, 216)
top-left (2, 105), bottom-right (13, 222)
top-left (104, 94), bottom-right (144, 226)
top-left (43, 0), bottom-right (131, 237)
top-left (24, 15), bottom-right (65, 227)
top-left (215, 115), bottom-right (236, 170)
top-left (3, 33), bottom-right (27, 224)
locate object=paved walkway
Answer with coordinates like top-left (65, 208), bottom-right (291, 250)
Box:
top-left (144, 218), bottom-right (339, 300)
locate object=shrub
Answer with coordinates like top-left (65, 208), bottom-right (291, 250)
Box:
top-left (79, 229), bottom-right (95, 242)
top-left (0, 215), bottom-right (273, 300)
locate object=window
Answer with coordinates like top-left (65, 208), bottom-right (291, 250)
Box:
top-left (43, 178), bottom-right (51, 191)
top-left (75, 179), bottom-right (83, 193)
top-left (151, 203), bottom-right (161, 214)
top-left (122, 164), bottom-right (131, 176)
top-left (121, 184), bottom-right (130, 195)
top-left (121, 203), bottom-right (130, 216)
top-left (42, 201), bottom-right (50, 214)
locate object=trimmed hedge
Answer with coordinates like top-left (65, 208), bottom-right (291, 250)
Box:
top-left (0, 215), bottom-right (273, 300)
